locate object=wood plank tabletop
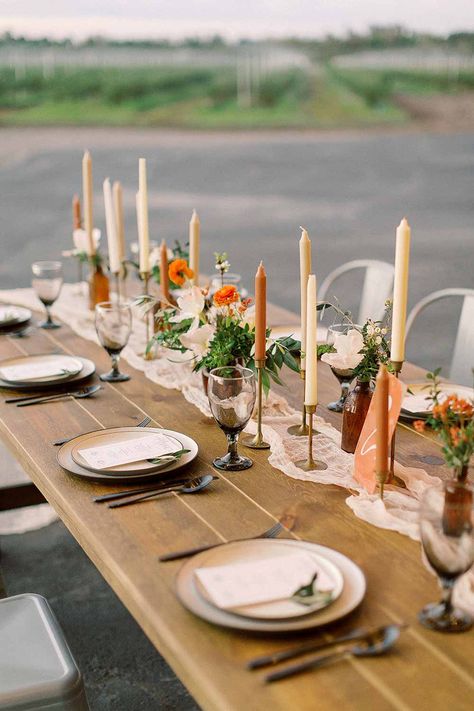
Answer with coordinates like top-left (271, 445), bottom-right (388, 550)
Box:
top-left (0, 304), bottom-right (473, 711)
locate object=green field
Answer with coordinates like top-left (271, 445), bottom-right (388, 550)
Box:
top-left (0, 63), bottom-right (471, 129)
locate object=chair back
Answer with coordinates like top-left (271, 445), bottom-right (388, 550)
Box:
top-left (319, 259), bottom-right (394, 324)
top-left (406, 288), bottom-right (474, 385)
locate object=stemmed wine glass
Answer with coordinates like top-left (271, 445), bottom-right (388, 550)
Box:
top-left (419, 481), bottom-right (473, 632)
top-left (208, 366), bottom-right (256, 471)
top-left (95, 301), bottom-right (132, 382)
top-left (31, 261), bottom-right (63, 329)
top-left (326, 323), bottom-right (357, 412)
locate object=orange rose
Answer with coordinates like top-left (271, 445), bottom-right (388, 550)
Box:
top-left (413, 420), bottom-right (426, 433)
top-left (213, 285), bottom-right (239, 308)
top-left (168, 259), bottom-right (194, 286)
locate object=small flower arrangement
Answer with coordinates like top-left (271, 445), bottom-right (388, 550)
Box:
top-left (321, 312), bottom-right (392, 384)
top-left (150, 241), bottom-right (189, 290)
top-left (63, 228), bottom-right (102, 267)
top-left (414, 369), bottom-right (473, 481)
top-left (146, 262), bottom-right (300, 393)
top-left (214, 252), bottom-right (231, 287)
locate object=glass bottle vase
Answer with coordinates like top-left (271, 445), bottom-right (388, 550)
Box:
top-left (341, 379), bottom-right (373, 453)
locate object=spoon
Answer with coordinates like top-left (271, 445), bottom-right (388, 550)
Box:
top-left (10, 384), bottom-right (101, 406)
top-left (108, 474), bottom-right (215, 509)
top-left (265, 624), bottom-right (401, 683)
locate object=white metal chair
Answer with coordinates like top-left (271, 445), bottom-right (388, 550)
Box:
top-left (319, 259), bottom-right (395, 324)
top-left (406, 288), bottom-right (474, 386)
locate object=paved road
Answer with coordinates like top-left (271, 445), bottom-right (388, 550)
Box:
top-left (1, 126), bottom-right (473, 373)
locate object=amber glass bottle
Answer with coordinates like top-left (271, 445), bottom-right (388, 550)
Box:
top-left (89, 264), bottom-right (110, 310)
top-left (341, 379), bottom-right (373, 453)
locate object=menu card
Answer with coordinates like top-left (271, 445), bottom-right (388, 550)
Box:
top-left (194, 551), bottom-right (335, 610)
top-left (0, 357), bottom-right (78, 382)
top-left (79, 433), bottom-right (179, 470)
top-left (353, 372), bottom-right (406, 493)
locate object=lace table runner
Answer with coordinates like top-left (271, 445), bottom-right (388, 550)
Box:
top-left (1, 283), bottom-right (472, 613)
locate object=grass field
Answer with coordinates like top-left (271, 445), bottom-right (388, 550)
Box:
top-left (0, 63), bottom-right (471, 129)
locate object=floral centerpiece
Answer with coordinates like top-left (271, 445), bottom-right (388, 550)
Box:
top-left (146, 258), bottom-right (300, 393)
top-left (414, 369), bottom-right (473, 482)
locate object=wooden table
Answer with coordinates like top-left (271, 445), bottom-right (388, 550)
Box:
top-left (0, 306), bottom-right (473, 711)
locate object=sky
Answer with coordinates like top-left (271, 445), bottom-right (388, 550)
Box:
top-left (1, 0), bottom-right (474, 41)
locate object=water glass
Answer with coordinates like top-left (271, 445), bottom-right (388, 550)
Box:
top-left (31, 260), bottom-right (63, 329)
top-left (208, 366), bottom-right (256, 471)
top-left (419, 481), bottom-right (473, 632)
top-left (326, 323), bottom-right (357, 412)
top-left (95, 301), bottom-right (132, 382)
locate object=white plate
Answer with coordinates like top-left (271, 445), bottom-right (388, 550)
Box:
top-left (176, 539), bottom-right (366, 632)
top-left (0, 356), bottom-right (95, 391)
top-left (58, 427), bottom-right (198, 483)
top-left (402, 383), bottom-right (474, 417)
top-left (0, 354), bottom-right (83, 384)
top-left (0, 305), bottom-right (31, 328)
top-left (71, 430), bottom-right (184, 475)
top-left (195, 543), bottom-right (343, 620)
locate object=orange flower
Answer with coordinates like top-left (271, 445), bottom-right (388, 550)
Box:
top-left (413, 420), bottom-right (426, 433)
top-left (168, 259), bottom-right (194, 286)
top-left (213, 285), bottom-right (239, 308)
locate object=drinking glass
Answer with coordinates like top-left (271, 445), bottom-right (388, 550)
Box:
top-left (419, 481), bottom-right (474, 632)
top-left (326, 323), bottom-right (357, 412)
top-left (95, 301), bottom-right (132, 382)
top-left (208, 366), bottom-right (256, 471)
top-left (31, 260), bottom-right (63, 329)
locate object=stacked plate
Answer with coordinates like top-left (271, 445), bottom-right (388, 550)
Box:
top-left (0, 305), bottom-right (32, 333)
top-left (401, 383), bottom-right (474, 423)
top-left (0, 353), bottom-right (95, 390)
top-left (176, 538), bottom-right (366, 632)
top-left (58, 427), bottom-right (198, 483)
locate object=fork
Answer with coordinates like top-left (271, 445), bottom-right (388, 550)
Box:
top-left (158, 520), bottom-right (284, 561)
top-left (53, 415), bottom-right (151, 446)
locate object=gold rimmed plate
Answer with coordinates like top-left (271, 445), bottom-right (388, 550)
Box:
top-left (176, 539), bottom-right (366, 633)
top-left (0, 353), bottom-right (83, 385)
top-left (0, 356), bottom-right (95, 391)
top-left (71, 429), bottom-right (185, 475)
top-left (402, 383), bottom-right (474, 420)
top-left (57, 427), bottom-right (198, 483)
top-left (195, 541), bottom-right (344, 620)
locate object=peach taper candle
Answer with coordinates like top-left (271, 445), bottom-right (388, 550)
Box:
top-left (189, 209), bottom-right (200, 286)
top-left (254, 261), bottom-right (267, 362)
top-left (375, 364), bottom-right (390, 498)
top-left (390, 217), bottom-right (411, 367)
top-left (72, 194), bottom-right (81, 230)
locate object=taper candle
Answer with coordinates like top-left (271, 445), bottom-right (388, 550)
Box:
top-left (254, 261), bottom-right (267, 361)
top-left (375, 363), bottom-right (389, 477)
top-left (135, 191), bottom-right (142, 247)
top-left (138, 158), bottom-right (150, 274)
top-left (103, 178), bottom-right (121, 274)
top-left (160, 239), bottom-right (170, 301)
top-left (189, 209), bottom-right (200, 286)
top-left (72, 194), bottom-right (81, 230)
top-left (304, 274), bottom-right (317, 406)
top-left (390, 217), bottom-right (411, 363)
top-left (82, 150), bottom-right (95, 256)
top-left (113, 181), bottom-right (126, 263)
top-left (299, 227), bottom-right (311, 371)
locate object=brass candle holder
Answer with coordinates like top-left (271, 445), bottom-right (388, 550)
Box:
top-left (140, 271), bottom-right (153, 359)
top-left (387, 359), bottom-right (406, 490)
top-left (287, 369), bottom-right (309, 436)
top-left (243, 359), bottom-right (270, 450)
top-left (295, 405), bottom-right (328, 472)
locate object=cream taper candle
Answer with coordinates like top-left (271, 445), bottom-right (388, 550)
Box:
top-left (390, 217), bottom-right (411, 363)
top-left (189, 209), bottom-right (200, 286)
top-left (103, 178), bottom-right (121, 274)
top-left (82, 150), bottom-right (95, 256)
top-left (299, 227), bottom-right (311, 371)
top-left (138, 158), bottom-right (150, 273)
top-left (113, 181), bottom-right (126, 264)
top-left (304, 274), bottom-right (317, 406)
